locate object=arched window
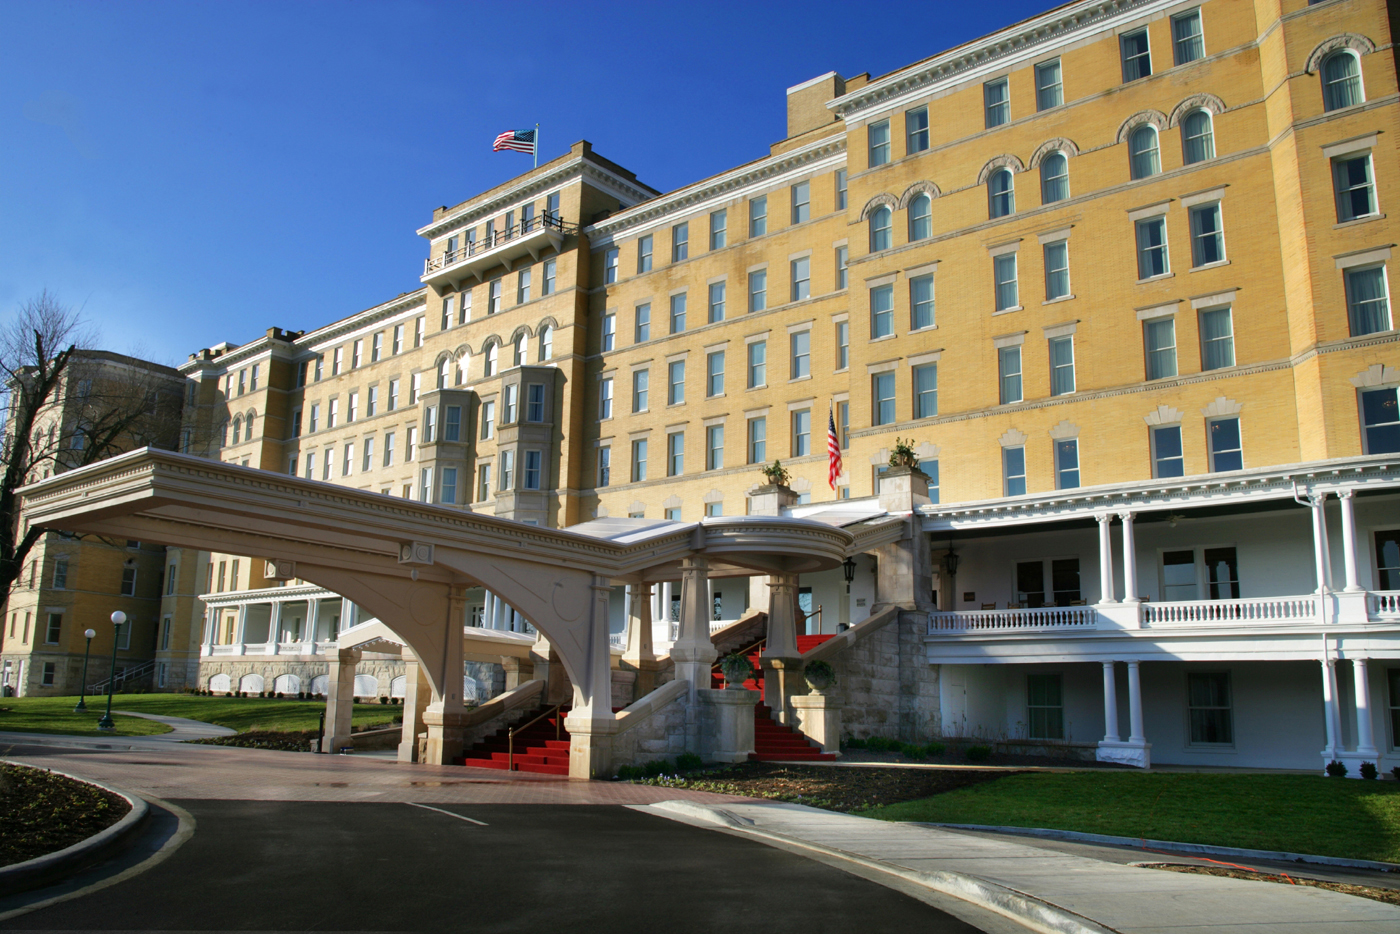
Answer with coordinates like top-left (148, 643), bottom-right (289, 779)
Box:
top-left (513, 334), bottom-right (528, 367)
top-left (437, 357), bottom-right (450, 389)
top-left (1039, 153), bottom-right (1069, 204)
top-left (539, 325), bottom-right (554, 361)
top-left (907, 194), bottom-right (932, 241)
top-left (1129, 126), bottom-right (1160, 179)
top-left (230, 418), bottom-right (242, 445)
top-left (1321, 51), bottom-right (1363, 111)
top-left (988, 169), bottom-right (1014, 218)
top-left (455, 353), bottom-right (468, 385)
top-left (1182, 111), bottom-right (1215, 164)
top-left (869, 206), bottom-right (892, 251)
top-left (245, 412), bottom-right (255, 437)
top-left (484, 343), bottom-right (498, 377)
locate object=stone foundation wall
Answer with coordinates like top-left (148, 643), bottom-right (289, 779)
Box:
top-left (832, 610), bottom-right (939, 744)
top-left (196, 655), bottom-right (505, 701)
top-left (609, 691), bottom-right (689, 770)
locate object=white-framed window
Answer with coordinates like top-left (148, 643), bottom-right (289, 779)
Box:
top-left (749, 269), bottom-right (767, 312)
top-left (994, 253), bottom-right (1018, 310)
top-left (165, 561), bottom-right (176, 595)
top-left (42, 661), bottom-right (55, 685)
top-left (988, 169), bottom-right (1014, 218)
top-left (1152, 424), bottom-right (1185, 477)
top-left (633, 369), bottom-right (649, 412)
top-left (121, 565), bottom-right (138, 596)
top-left (1347, 265), bottom-right (1392, 336)
top-left (53, 555), bottom-right (69, 589)
top-left (1334, 154), bottom-right (1377, 222)
top-left (638, 235), bottom-right (653, 273)
top-left (1040, 153), bottom-right (1069, 204)
top-left (670, 292), bottom-right (687, 333)
top-left (791, 409), bottom-right (811, 456)
top-left (1129, 126), bottom-right (1160, 179)
top-left (1208, 416), bottom-right (1243, 471)
top-left (707, 351), bottom-right (725, 397)
top-left (835, 320), bottom-right (849, 369)
top-left (870, 283), bottom-right (894, 338)
top-left (710, 209), bottom-right (727, 250)
top-left (406, 426), bottom-right (417, 462)
top-left (362, 437), bottom-right (376, 471)
top-left (913, 363), bottom-right (937, 418)
top-left (440, 299), bottom-right (453, 331)
top-left (709, 281), bottom-right (726, 323)
top-left (1187, 671), bottom-right (1233, 745)
top-left (477, 463), bottom-right (492, 501)
top-left (835, 169), bottom-right (847, 210)
top-left (1027, 673), bottom-right (1064, 740)
top-left (517, 267), bottom-right (532, 304)
top-left (523, 450), bottom-right (542, 490)
top-left (748, 340), bottom-right (766, 388)
top-left (668, 360), bottom-right (685, 405)
top-left (542, 259), bottom-right (556, 296)
top-left (869, 206), bottom-right (892, 251)
top-left (409, 374), bottom-right (420, 405)
top-left (327, 398), bottom-right (339, 428)
top-left (499, 451), bottom-right (514, 491)
top-left (790, 257), bottom-right (810, 302)
top-left (331, 347), bottom-right (343, 375)
top-left (1199, 306), bottom-right (1235, 370)
top-left (342, 441), bottom-right (354, 476)
top-left (503, 384), bottom-right (518, 424)
top-left (749, 195), bottom-right (767, 237)
top-left (526, 384), bottom-right (545, 423)
top-left (1136, 217), bottom-right (1169, 279)
top-left (597, 446), bottom-right (611, 487)
top-left (1035, 59), bottom-right (1062, 110)
top-left (705, 502), bottom-right (722, 518)
top-left (1182, 110), bottom-right (1215, 164)
top-left (604, 247), bottom-right (619, 284)
top-left (667, 431), bottom-right (685, 476)
top-left (392, 324), bottom-right (404, 355)
top-left (706, 424), bottom-right (724, 470)
top-left (790, 330), bottom-right (810, 379)
top-left (44, 613), bottom-right (61, 644)
top-left (873, 372), bottom-right (896, 425)
top-left (672, 222), bottom-right (689, 263)
top-left (998, 346), bottom-right (1023, 404)
top-left (1121, 28), bottom-right (1151, 81)
top-left (1049, 336), bottom-right (1075, 395)
top-left (1144, 316), bottom-right (1178, 379)
top-left (1189, 202), bottom-right (1225, 266)
top-left (634, 302), bottom-right (651, 343)
top-left (1321, 50), bottom-right (1364, 112)
top-left (1360, 388), bottom-right (1400, 454)
top-left (370, 332), bottom-right (382, 362)
top-left (748, 417), bottom-right (766, 464)
top-left (908, 194), bottom-right (932, 241)
top-left (1044, 240), bottom-right (1070, 300)
top-left (599, 377), bottom-right (613, 420)
top-left (1172, 8), bottom-right (1204, 65)
top-left (441, 466), bottom-right (458, 504)
top-left (414, 316), bottom-right (425, 347)
top-left (868, 119), bottom-right (890, 167)
top-left (1055, 438), bottom-right (1080, 488)
top-left (984, 77), bottom-right (1009, 128)
top-left (665, 507), bottom-right (681, 521)
top-left (791, 180), bottom-right (810, 224)
top-left (305, 451), bottom-right (316, 479)
top-left (601, 312), bottom-right (616, 352)
top-left (383, 431), bottom-right (395, 466)
top-left (1003, 445), bottom-right (1027, 495)
top-left (911, 274), bottom-right (935, 329)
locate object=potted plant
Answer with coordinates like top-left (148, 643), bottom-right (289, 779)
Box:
top-left (888, 437), bottom-right (920, 469)
top-left (804, 660), bottom-right (836, 692)
top-left (760, 460), bottom-right (790, 487)
top-left (720, 652), bottom-right (753, 689)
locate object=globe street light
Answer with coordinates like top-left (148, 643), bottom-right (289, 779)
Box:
top-left (73, 628), bottom-right (97, 712)
top-left (95, 611), bottom-right (126, 732)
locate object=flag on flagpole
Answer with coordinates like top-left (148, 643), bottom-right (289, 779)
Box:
top-left (492, 129), bottom-right (537, 154)
top-left (827, 405), bottom-right (843, 490)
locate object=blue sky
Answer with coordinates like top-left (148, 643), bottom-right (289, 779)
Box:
top-left (0, 0), bottom-right (1055, 367)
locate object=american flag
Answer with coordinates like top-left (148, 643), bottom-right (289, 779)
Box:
top-left (827, 406), bottom-right (843, 490)
top-left (492, 129), bottom-right (537, 154)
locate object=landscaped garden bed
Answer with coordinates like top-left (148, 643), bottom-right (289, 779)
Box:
top-left (0, 763), bottom-right (130, 867)
top-left (0, 695), bottom-right (399, 738)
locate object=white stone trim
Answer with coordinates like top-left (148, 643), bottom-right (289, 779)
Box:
top-left (908, 350), bottom-right (943, 366)
top-left (1191, 289), bottom-right (1237, 310)
top-left (1351, 364), bottom-right (1400, 390)
top-left (1336, 246), bottom-right (1393, 269)
top-left (1136, 301), bottom-right (1179, 321)
top-left (866, 360), bottom-right (900, 374)
top-left (1042, 320), bottom-right (1079, 339)
top-left (1322, 134), bottom-right (1379, 159)
top-left (1036, 226), bottom-right (1073, 244)
top-left (1048, 420), bottom-right (1080, 440)
top-left (993, 331), bottom-right (1027, 349)
top-left (1143, 405), bottom-right (1184, 426)
top-left (1201, 397), bottom-right (1242, 418)
top-left (987, 239), bottom-right (1022, 257)
top-left (1127, 200), bottom-right (1172, 222)
top-left (999, 429), bottom-right (1028, 448)
top-left (1180, 186), bottom-right (1228, 209)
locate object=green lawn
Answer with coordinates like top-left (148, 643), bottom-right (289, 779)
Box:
top-left (0, 695), bottom-right (401, 736)
top-left (863, 771), bottom-right (1400, 863)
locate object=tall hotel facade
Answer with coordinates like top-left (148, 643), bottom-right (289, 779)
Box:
top-left (78, 0), bottom-right (1400, 770)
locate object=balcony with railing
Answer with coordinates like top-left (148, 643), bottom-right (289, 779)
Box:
top-left (422, 214), bottom-right (576, 288)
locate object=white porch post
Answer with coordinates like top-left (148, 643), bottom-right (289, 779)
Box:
top-left (1309, 494), bottom-right (1330, 594)
top-left (1320, 658), bottom-right (1339, 762)
top-left (338, 597), bottom-right (354, 636)
top-left (1118, 512), bottom-right (1139, 603)
top-left (268, 601), bottom-right (283, 652)
top-left (1126, 661), bottom-right (1145, 744)
top-left (1101, 661), bottom-right (1120, 742)
top-left (1338, 490), bottom-right (1362, 592)
top-left (306, 598), bottom-right (320, 643)
top-left (1096, 514), bottom-right (1116, 604)
top-left (234, 603), bottom-right (249, 655)
top-left (564, 574), bottom-right (622, 778)
top-left (1354, 657), bottom-right (1378, 757)
top-left (672, 557), bottom-right (716, 702)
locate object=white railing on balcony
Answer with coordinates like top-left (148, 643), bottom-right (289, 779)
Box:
top-left (929, 606), bottom-right (1098, 634)
top-left (609, 632), bottom-right (625, 649)
top-left (423, 214), bottom-right (576, 275)
top-left (1369, 591), bottom-right (1400, 618)
top-left (667, 618), bottom-right (743, 642)
top-left (209, 644), bottom-right (239, 655)
top-left (1141, 595), bottom-right (1319, 627)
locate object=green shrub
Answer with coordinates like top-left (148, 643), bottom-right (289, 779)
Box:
top-left (1361, 761), bottom-right (1379, 780)
top-left (867, 736), bottom-right (897, 753)
top-left (904, 744), bottom-right (926, 760)
top-left (925, 741), bottom-right (946, 756)
top-left (643, 758), bottom-right (672, 777)
top-left (844, 736), bottom-right (867, 749)
top-left (379, 696), bottom-right (389, 705)
top-left (676, 753), bottom-right (703, 770)
top-left (1326, 759), bottom-right (1347, 777)
top-left (965, 744), bottom-right (992, 762)
top-left (616, 765), bottom-right (641, 780)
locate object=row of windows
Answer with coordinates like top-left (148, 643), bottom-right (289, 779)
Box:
top-left (437, 192), bottom-right (561, 261)
top-left (1023, 670), bottom-right (1232, 746)
top-left (4, 611), bottom-right (135, 650)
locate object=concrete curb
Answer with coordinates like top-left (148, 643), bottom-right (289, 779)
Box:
top-left (928, 822), bottom-right (1400, 873)
top-left (646, 801), bottom-right (1115, 934)
top-left (0, 762), bottom-right (151, 897)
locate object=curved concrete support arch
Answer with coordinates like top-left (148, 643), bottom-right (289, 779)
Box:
top-left (1116, 110), bottom-right (1168, 144)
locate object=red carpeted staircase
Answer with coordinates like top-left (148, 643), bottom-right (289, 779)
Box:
top-left (710, 633), bottom-right (839, 762)
top-left (458, 706), bottom-right (572, 775)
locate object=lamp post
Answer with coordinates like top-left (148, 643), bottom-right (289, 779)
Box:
top-left (73, 628), bottom-right (97, 712)
top-left (96, 611), bottom-right (125, 732)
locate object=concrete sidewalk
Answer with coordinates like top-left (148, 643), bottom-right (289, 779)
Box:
top-left (643, 799), bottom-right (1400, 933)
top-left (110, 711), bottom-right (237, 742)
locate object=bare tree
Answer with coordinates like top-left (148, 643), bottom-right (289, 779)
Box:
top-left (0, 291), bottom-right (183, 596)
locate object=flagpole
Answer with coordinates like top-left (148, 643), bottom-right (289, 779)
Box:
top-left (534, 123), bottom-right (539, 170)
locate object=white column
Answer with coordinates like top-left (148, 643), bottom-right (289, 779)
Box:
top-left (1338, 490), bottom-right (1362, 592)
top-left (1126, 661), bottom-right (1145, 744)
top-left (1354, 657), bottom-right (1378, 756)
top-left (672, 558), bottom-right (717, 702)
top-left (1118, 512), bottom-right (1139, 603)
top-left (234, 603), bottom-right (249, 655)
top-left (1101, 661), bottom-right (1120, 743)
top-left (1320, 658), bottom-right (1339, 759)
top-left (268, 601), bottom-right (283, 651)
top-left (1309, 494), bottom-right (1330, 594)
top-left (1096, 514), bottom-right (1116, 604)
top-left (338, 597), bottom-right (354, 636)
top-left (307, 599), bottom-right (320, 643)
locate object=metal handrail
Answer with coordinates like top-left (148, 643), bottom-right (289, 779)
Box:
top-left (425, 214), bottom-right (576, 274)
top-left (712, 637), bottom-right (766, 684)
top-left (507, 703), bottom-right (563, 772)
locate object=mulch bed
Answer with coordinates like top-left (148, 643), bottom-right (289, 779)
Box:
top-left (628, 761), bottom-right (1013, 812)
top-left (0, 762), bottom-right (131, 867)
top-left (1147, 863), bottom-right (1400, 907)
top-left (186, 730), bottom-right (319, 752)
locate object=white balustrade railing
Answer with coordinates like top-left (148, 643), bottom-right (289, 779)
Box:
top-left (1141, 595), bottom-right (1318, 627)
top-left (1369, 591), bottom-right (1400, 618)
top-left (609, 632), bottom-right (625, 649)
top-left (929, 606), bottom-right (1098, 634)
top-left (209, 644), bottom-right (238, 655)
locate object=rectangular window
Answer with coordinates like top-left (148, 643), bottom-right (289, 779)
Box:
top-left (409, 374), bottom-right (421, 405)
top-left (791, 409), bottom-right (811, 457)
top-left (440, 467), bottom-right (458, 504)
top-left (1389, 669), bottom-right (1400, 748)
top-left (392, 324), bottom-right (403, 355)
top-left (994, 253), bottom-right (1018, 310)
top-left (1189, 203), bottom-right (1225, 267)
top-left (1043, 240), bottom-right (1070, 300)
top-left (638, 235), bottom-right (653, 273)
top-left (835, 321), bottom-right (849, 369)
top-left (635, 303), bottom-right (651, 343)
top-left (601, 312), bottom-right (616, 352)
top-left (791, 181), bottom-right (810, 224)
top-left (1334, 155), bottom-right (1377, 222)
top-left (121, 566), bottom-right (137, 596)
top-left (440, 299), bottom-right (453, 331)
top-left (633, 369), bottom-right (649, 412)
top-left (499, 450), bottom-right (514, 491)
top-left (913, 364), bottom-right (938, 418)
top-left (667, 431), bottom-right (684, 476)
top-left (749, 195), bottom-right (767, 237)
top-left (383, 431), bottom-right (395, 467)
top-left (870, 284), bottom-right (894, 338)
top-left (790, 330), bottom-right (810, 379)
top-left (668, 360), bottom-right (685, 405)
top-left (1056, 438), bottom-right (1080, 488)
top-left (671, 222), bottom-right (688, 262)
top-left (868, 120), bottom-right (890, 167)
top-left (1152, 424), bottom-right (1184, 477)
top-left (523, 450), bottom-right (541, 490)
top-left (906, 106), bottom-right (929, 153)
top-left (835, 169), bottom-right (847, 210)
top-left (599, 378), bottom-right (613, 419)
top-left (984, 77), bottom-right (1009, 128)
top-left (1035, 59), bottom-right (1062, 110)
top-left (790, 257), bottom-right (810, 302)
top-left (707, 351), bottom-right (725, 397)
top-left (406, 426), bottom-right (417, 462)
top-left (604, 248), bottom-right (619, 284)
top-left (748, 340), bottom-right (766, 388)
top-left (670, 292), bottom-right (687, 333)
top-left (708, 282), bottom-right (726, 323)
top-left (705, 502), bottom-right (722, 518)
top-left (479, 401), bottom-right (495, 440)
top-left (347, 392), bottom-right (359, 423)
top-left (665, 507), bottom-right (681, 522)
top-left (362, 437), bottom-right (375, 471)
top-left (45, 613), bottom-right (62, 644)
top-left (526, 385), bottom-right (545, 423)
top-left (477, 464), bottom-right (492, 501)
top-left (1199, 307), bottom-right (1235, 370)
top-left (710, 209), bottom-right (727, 250)
top-left (1172, 8), bottom-right (1204, 65)
top-left (1003, 446), bottom-right (1027, 496)
top-left (304, 452), bottom-right (315, 479)
top-left (414, 316), bottom-right (425, 347)
top-left (1049, 336), bottom-right (1075, 396)
top-left (370, 332), bottom-right (382, 362)
top-left (330, 349), bottom-right (342, 376)
top-left (503, 384), bottom-right (518, 424)
top-left (42, 661), bottom-right (55, 685)
top-left (387, 380), bottom-right (399, 411)
top-left (1121, 29), bottom-right (1152, 81)
top-left (165, 562), bottom-right (176, 595)
top-left (1188, 672), bottom-right (1233, 744)
top-left (748, 417), bottom-right (767, 464)
top-left (632, 439), bottom-right (648, 482)
top-left (873, 372), bottom-right (896, 425)
top-left (910, 274), bottom-right (935, 329)
top-left (343, 441), bottom-right (355, 476)
top-left (1027, 674), bottom-right (1064, 739)
top-left (999, 345), bottom-right (1023, 404)
top-left (545, 192), bottom-right (560, 220)
top-left (834, 247), bottom-right (849, 293)
top-left (1208, 416), bottom-right (1243, 471)
top-left (1144, 317), bottom-right (1178, 379)
top-left (52, 555), bottom-right (69, 589)
top-left (1347, 266), bottom-right (1392, 336)
top-left (706, 424), bottom-right (724, 470)
top-left (748, 270), bottom-right (767, 312)
top-left (517, 267), bottom-right (532, 304)
top-left (1362, 388), bottom-right (1400, 454)
top-left (597, 446), bottom-right (611, 487)
top-left (542, 259), bottom-right (556, 295)
top-left (1136, 217), bottom-right (1169, 279)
